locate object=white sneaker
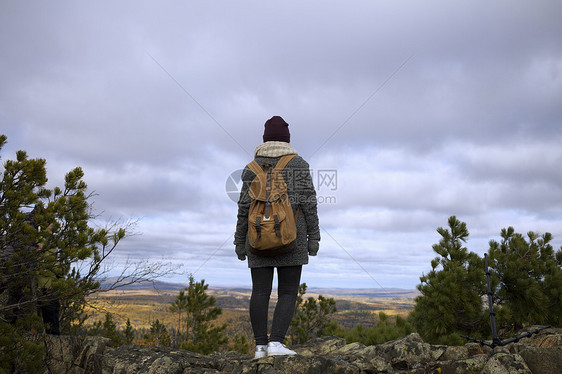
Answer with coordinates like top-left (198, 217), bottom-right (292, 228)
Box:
top-left (267, 341), bottom-right (296, 356)
top-left (254, 345), bottom-right (267, 359)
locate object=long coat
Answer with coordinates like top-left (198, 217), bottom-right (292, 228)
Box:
top-left (234, 151), bottom-right (320, 268)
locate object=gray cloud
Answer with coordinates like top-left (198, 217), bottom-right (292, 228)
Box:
top-left (2, 0), bottom-right (561, 289)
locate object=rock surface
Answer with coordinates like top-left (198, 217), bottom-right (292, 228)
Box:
top-left (43, 326), bottom-right (562, 374)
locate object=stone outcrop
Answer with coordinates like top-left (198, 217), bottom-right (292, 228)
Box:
top-left (43, 326), bottom-right (562, 374)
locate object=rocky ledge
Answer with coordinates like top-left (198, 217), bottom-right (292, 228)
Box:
top-left (44, 326), bottom-right (561, 374)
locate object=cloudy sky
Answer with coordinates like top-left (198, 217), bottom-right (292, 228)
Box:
top-left (2, 1), bottom-right (561, 290)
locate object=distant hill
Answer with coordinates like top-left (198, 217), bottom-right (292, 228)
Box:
top-left (99, 278), bottom-right (418, 298)
top-left (306, 287), bottom-right (420, 298)
top-left (99, 278), bottom-right (187, 291)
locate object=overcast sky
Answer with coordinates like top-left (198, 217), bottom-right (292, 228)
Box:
top-left (1, 1), bottom-right (561, 290)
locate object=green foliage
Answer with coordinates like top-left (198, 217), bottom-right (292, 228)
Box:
top-left (228, 334), bottom-right (250, 355)
top-left (169, 289), bottom-right (188, 335)
top-left (0, 135), bottom-right (130, 336)
top-left (124, 318), bottom-right (135, 345)
top-left (289, 283), bottom-right (337, 344)
top-left (335, 312), bottom-right (414, 345)
top-left (146, 319), bottom-right (171, 347)
top-left (223, 313), bottom-right (252, 355)
top-left (409, 216), bottom-right (487, 345)
top-left (411, 216), bottom-right (562, 345)
top-left (0, 135), bottom-right (145, 372)
top-left (174, 275), bottom-right (228, 354)
top-left (488, 228), bottom-right (562, 331)
top-left (0, 315), bottom-right (45, 374)
top-left (87, 313), bottom-right (124, 346)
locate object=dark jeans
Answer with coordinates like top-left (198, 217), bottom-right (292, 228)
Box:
top-left (250, 265), bottom-right (302, 345)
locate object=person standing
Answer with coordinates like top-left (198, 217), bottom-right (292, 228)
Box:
top-left (234, 116), bottom-right (320, 358)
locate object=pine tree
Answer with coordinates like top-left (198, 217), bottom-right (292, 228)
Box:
top-left (123, 318), bottom-right (135, 345)
top-left (289, 283), bottom-right (337, 344)
top-left (0, 313), bottom-right (44, 374)
top-left (175, 275), bottom-right (228, 354)
top-left (147, 319), bottom-right (171, 347)
top-left (0, 135), bottom-right (130, 335)
top-left (0, 135), bottom-right (171, 339)
top-left (409, 216), bottom-right (487, 345)
top-left (0, 135), bottom-right (173, 372)
top-left (169, 289), bottom-right (188, 338)
top-left (488, 228), bottom-right (562, 331)
top-left (87, 313), bottom-right (124, 346)
top-left (229, 334), bottom-right (250, 355)
top-left (337, 312), bottom-right (414, 345)
top-left (410, 218), bottom-right (561, 345)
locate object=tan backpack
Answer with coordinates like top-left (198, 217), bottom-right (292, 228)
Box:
top-left (246, 154), bottom-right (298, 256)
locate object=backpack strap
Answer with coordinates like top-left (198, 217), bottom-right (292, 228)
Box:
top-left (248, 154), bottom-right (297, 173)
top-left (247, 160), bottom-right (263, 175)
top-left (273, 154), bottom-right (297, 171)
top-left (246, 155), bottom-right (297, 202)
top-left (247, 161), bottom-right (266, 201)
top-left (274, 155), bottom-right (300, 219)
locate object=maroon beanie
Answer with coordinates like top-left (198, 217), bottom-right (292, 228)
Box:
top-left (263, 116), bottom-right (290, 143)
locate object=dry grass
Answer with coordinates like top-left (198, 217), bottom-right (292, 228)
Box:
top-left (84, 287), bottom-right (417, 332)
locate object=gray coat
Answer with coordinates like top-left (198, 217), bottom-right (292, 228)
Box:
top-left (234, 155), bottom-right (320, 268)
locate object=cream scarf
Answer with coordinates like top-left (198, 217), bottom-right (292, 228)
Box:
top-left (254, 141), bottom-right (298, 157)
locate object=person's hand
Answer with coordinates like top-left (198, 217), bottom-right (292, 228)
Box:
top-left (235, 244), bottom-right (246, 261)
top-left (308, 240), bottom-right (319, 256)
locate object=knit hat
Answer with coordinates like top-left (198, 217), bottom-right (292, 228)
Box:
top-left (263, 116), bottom-right (290, 143)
